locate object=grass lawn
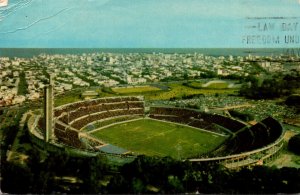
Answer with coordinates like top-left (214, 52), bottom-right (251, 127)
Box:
top-left (112, 85), bottom-right (162, 94)
top-left (187, 80), bottom-right (231, 89)
top-left (55, 90), bottom-right (83, 106)
top-left (54, 81), bottom-right (238, 104)
top-left (188, 81), bottom-right (204, 88)
top-left (91, 118), bottom-right (226, 159)
top-left (267, 130), bottom-right (300, 168)
top-left (268, 147), bottom-right (300, 168)
top-left (144, 83), bottom-right (237, 100)
top-left (55, 95), bottom-right (82, 106)
top-left (203, 82), bottom-right (229, 89)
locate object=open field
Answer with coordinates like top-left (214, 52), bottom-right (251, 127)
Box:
top-left (144, 83), bottom-right (238, 100)
top-left (188, 81), bottom-right (204, 88)
top-left (55, 95), bottom-right (82, 107)
top-left (91, 119), bottom-right (226, 159)
top-left (269, 151), bottom-right (300, 168)
top-left (202, 81), bottom-right (229, 89)
top-left (112, 85), bottom-right (162, 94)
top-left (55, 90), bottom-right (83, 106)
top-left (53, 81), bottom-right (238, 105)
top-left (188, 80), bottom-right (230, 89)
top-left (268, 130), bottom-right (300, 168)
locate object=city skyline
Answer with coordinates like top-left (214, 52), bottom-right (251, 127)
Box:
top-left (0, 0), bottom-right (299, 48)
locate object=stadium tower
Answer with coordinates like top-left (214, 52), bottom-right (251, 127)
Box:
top-left (43, 74), bottom-right (54, 142)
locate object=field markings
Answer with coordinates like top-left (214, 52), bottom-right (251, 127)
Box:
top-left (149, 117), bottom-right (227, 137)
top-left (142, 127), bottom-right (177, 141)
top-left (88, 117), bottom-right (144, 134)
top-left (91, 118), bottom-right (227, 158)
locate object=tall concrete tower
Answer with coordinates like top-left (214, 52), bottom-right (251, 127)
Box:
top-left (44, 74), bottom-right (54, 142)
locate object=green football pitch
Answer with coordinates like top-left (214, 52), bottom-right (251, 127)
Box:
top-left (91, 119), bottom-right (227, 159)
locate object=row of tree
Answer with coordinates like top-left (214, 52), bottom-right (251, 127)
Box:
top-left (1, 147), bottom-right (109, 194)
top-left (17, 71), bottom-right (28, 95)
top-left (106, 155), bottom-right (300, 194)
top-left (239, 70), bottom-right (300, 99)
top-left (2, 148), bottom-right (300, 194)
top-left (289, 134), bottom-right (300, 155)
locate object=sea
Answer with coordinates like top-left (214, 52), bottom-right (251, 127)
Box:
top-left (0, 48), bottom-right (299, 58)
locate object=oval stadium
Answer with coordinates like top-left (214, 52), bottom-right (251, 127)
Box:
top-left (27, 89), bottom-right (285, 169)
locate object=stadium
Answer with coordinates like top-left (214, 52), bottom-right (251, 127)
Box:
top-left (25, 76), bottom-right (284, 168)
top-left (27, 87), bottom-right (285, 169)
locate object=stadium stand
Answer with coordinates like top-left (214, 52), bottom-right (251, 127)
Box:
top-left (32, 98), bottom-right (283, 167)
top-left (260, 117), bottom-right (282, 143)
top-left (149, 106), bottom-right (283, 156)
top-left (215, 116), bottom-right (283, 155)
top-left (54, 127), bottom-right (82, 148)
top-left (149, 107), bottom-right (246, 134)
top-left (40, 97), bottom-right (145, 148)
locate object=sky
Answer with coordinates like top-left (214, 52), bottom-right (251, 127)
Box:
top-left (0, 0), bottom-right (299, 48)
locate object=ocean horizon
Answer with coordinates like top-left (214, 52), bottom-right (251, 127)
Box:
top-left (0, 48), bottom-right (298, 58)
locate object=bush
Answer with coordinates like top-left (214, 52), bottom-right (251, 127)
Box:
top-left (285, 95), bottom-right (300, 107)
top-left (228, 110), bottom-right (254, 122)
top-left (288, 134), bottom-right (300, 155)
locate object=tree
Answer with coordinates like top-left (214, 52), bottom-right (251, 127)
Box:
top-left (79, 154), bottom-right (109, 193)
top-left (183, 72), bottom-right (189, 81)
top-left (288, 134), bottom-right (300, 155)
top-left (18, 71), bottom-right (28, 95)
top-left (286, 95), bottom-right (300, 107)
top-left (1, 161), bottom-right (34, 194)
